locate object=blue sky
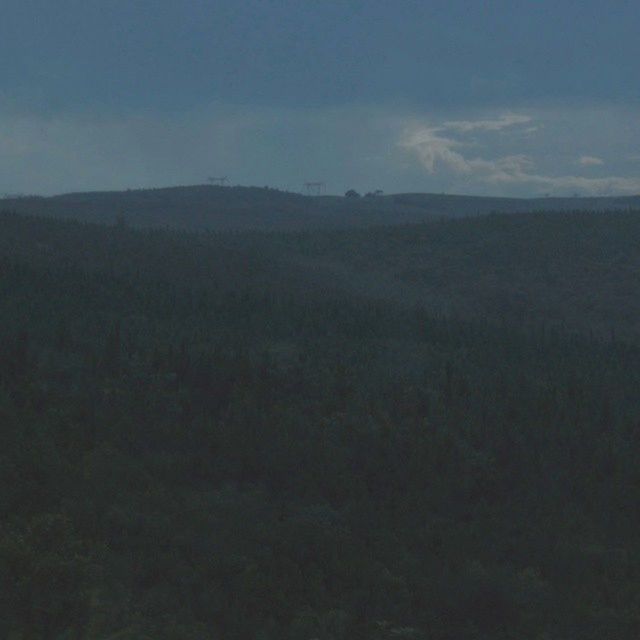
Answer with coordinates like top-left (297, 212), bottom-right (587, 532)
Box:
top-left (1, 0), bottom-right (639, 196)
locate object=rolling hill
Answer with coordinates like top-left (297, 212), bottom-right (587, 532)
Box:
top-left (2, 184), bottom-right (639, 232)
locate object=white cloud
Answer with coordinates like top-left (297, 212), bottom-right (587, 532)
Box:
top-left (578, 155), bottom-right (604, 166)
top-left (442, 113), bottom-right (533, 133)
top-left (400, 111), bottom-right (640, 196)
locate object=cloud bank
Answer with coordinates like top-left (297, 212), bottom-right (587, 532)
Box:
top-left (400, 110), bottom-right (640, 196)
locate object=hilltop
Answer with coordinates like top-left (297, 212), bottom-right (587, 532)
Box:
top-left (2, 184), bottom-right (639, 231)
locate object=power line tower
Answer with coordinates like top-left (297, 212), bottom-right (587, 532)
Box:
top-left (303, 181), bottom-right (326, 196)
top-left (208, 176), bottom-right (228, 187)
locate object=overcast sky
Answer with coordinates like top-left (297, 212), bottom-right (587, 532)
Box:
top-left (1, 0), bottom-right (639, 196)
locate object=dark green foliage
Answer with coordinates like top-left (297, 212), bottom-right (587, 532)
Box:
top-left (1, 210), bottom-right (640, 638)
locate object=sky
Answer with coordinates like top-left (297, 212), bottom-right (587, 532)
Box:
top-left (1, 0), bottom-right (639, 197)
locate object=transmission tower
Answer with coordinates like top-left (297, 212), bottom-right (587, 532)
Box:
top-left (303, 181), bottom-right (326, 196)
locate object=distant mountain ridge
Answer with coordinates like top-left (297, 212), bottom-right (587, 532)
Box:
top-left (2, 184), bottom-right (639, 231)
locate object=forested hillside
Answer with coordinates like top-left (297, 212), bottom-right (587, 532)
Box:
top-left (2, 210), bottom-right (640, 638)
top-left (270, 210), bottom-right (640, 340)
top-left (3, 185), bottom-right (639, 232)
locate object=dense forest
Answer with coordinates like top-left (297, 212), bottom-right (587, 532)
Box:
top-left (2, 209), bottom-right (640, 639)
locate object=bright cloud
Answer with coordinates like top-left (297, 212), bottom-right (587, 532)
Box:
top-left (401, 112), bottom-right (640, 196)
top-left (442, 113), bottom-right (533, 133)
top-left (578, 155), bottom-right (604, 166)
